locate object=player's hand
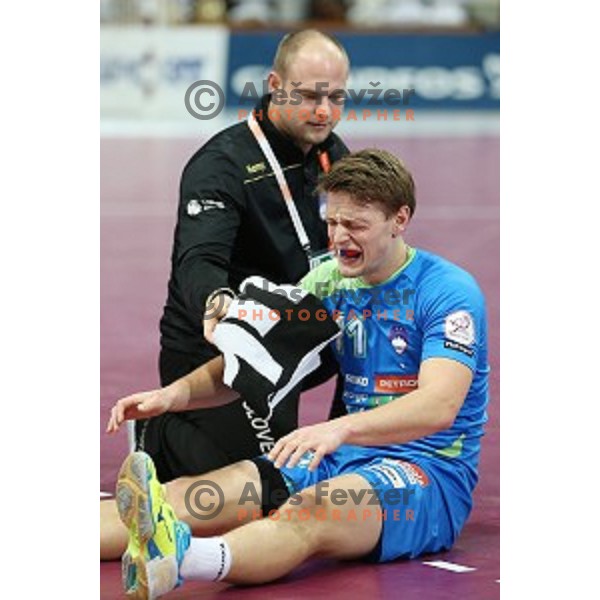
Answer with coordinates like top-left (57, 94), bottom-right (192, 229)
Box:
top-left (106, 388), bottom-right (174, 433)
top-left (268, 420), bottom-right (351, 472)
top-left (203, 293), bottom-right (233, 344)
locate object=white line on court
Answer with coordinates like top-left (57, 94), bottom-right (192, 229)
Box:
top-left (422, 560), bottom-right (477, 573)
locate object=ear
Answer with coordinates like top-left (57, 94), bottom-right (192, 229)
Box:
top-left (267, 71), bottom-right (282, 92)
top-left (393, 205), bottom-right (412, 235)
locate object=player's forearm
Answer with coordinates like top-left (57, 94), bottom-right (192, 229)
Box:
top-left (339, 389), bottom-right (460, 447)
top-left (165, 356), bottom-right (239, 412)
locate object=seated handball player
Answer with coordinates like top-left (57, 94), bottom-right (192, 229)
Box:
top-left (107, 149), bottom-right (489, 597)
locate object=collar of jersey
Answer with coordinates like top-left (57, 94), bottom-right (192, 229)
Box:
top-left (356, 245), bottom-right (417, 289)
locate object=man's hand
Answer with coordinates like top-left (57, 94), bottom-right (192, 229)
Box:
top-left (106, 388), bottom-right (175, 433)
top-left (203, 291), bottom-right (233, 344)
top-left (268, 420), bottom-right (352, 472)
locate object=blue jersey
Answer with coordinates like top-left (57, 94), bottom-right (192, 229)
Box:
top-left (300, 247), bottom-right (490, 492)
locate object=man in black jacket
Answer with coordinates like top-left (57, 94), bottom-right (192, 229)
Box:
top-left (143, 29), bottom-right (350, 483)
top-left (102, 29), bottom-right (350, 561)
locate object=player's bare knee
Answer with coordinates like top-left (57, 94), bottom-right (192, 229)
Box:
top-left (233, 459), bottom-right (262, 485)
top-left (275, 488), bottom-right (330, 548)
top-left (280, 488), bottom-right (320, 519)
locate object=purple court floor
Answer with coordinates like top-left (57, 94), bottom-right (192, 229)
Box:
top-left (101, 133), bottom-right (499, 598)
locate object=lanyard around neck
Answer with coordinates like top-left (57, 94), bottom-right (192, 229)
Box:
top-left (247, 112), bottom-right (312, 257)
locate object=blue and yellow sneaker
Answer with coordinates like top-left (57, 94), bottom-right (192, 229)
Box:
top-left (116, 452), bottom-right (191, 599)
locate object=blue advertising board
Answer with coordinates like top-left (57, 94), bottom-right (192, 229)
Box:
top-left (226, 31), bottom-right (499, 111)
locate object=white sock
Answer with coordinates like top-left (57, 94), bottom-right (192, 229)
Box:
top-left (180, 536), bottom-right (232, 582)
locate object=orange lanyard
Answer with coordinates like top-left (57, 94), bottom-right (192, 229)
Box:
top-left (318, 150), bottom-right (331, 174)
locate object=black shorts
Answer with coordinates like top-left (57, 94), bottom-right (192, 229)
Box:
top-left (136, 347), bottom-right (300, 482)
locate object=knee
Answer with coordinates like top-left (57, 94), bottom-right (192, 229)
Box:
top-left (273, 489), bottom-right (330, 546)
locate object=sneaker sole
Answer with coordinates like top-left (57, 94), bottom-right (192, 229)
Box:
top-left (116, 452), bottom-right (156, 542)
top-left (121, 551), bottom-right (150, 600)
top-left (116, 453), bottom-right (157, 599)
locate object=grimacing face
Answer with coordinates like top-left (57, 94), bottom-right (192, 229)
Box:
top-left (268, 46), bottom-right (348, 152)
top-left (325, 191), bottom-right (410, 285)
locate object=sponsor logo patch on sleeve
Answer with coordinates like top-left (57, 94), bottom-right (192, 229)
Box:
top-left (186, 198), bottom-right (225, 217)
top-left (444, 310), bottom-right (475, 345)
top-left (443, 310), bottom-right (476, 357)
top-left (443, 339), bottom-right (475, 357)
